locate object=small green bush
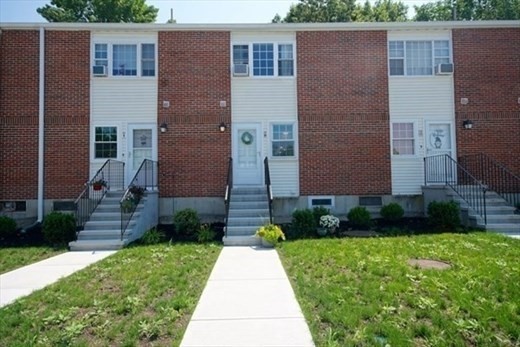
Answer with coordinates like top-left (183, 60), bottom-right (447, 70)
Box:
top-left (42, 212), bottom-right (76, 246)
top-left (0, 216), bottom-right (17, 239)
top-left (290, 209), bottom-right (316, 238)
top-left (173, 208), bottom-right (200, 241)
top-left (380, 203), bottom-right (404, 223)
top-left (427, 201), bottom-right (460, 230)
top-left (140, 228), bottom-right (164, 245)
top-left (197, 224), bottom-right (216, 243)
top-left (347, 206), bottom-right (371, 229)
top-left (312, 206), bottom-right (330, 226)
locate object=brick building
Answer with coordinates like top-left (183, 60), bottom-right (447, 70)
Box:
top-left (1, 21), bottom-right (519, 232)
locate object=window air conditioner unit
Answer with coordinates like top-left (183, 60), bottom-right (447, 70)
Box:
top-left (233, 64), bottom-right (249, 77)
top-left (92, 65), bottom-right (107, 77)
top-left (436, 63), bottom-right (454, 75)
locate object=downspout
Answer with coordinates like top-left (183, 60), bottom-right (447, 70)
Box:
top-left (37, 26), bottom-right (45, 222)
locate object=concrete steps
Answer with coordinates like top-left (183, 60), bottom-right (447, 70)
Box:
top-left (223, 186), bottom-right (269, 246)
top-left (69, 190), bottom-right (142, 251)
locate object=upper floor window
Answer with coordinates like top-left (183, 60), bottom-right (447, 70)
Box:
top-left (389, 40), bottom-right (450, 76)
top-left (232, 43), bottom-right (294, 77)
top-left (93, 43), bottom-right (155, 77)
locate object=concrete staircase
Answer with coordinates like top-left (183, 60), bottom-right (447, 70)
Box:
top-left (69, 191), bottom-right (143, 251)
top-left (223, 186), bottom-right (270, 246)
top-left (449, 188), bottom-right (520, 237)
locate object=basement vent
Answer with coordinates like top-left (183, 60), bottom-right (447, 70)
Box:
top-left (53, 201), bottom-right (76, 211)
top-left (359, 196), bottom-right (382, 206)
top-left (0, 201), bottom-right (26, 212)
top-left (308, 196), bottom-right (335, 208)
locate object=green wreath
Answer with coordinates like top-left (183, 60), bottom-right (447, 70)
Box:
top-left (241, 131), bottom-right (254, 145)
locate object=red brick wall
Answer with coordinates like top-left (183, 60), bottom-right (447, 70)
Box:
top-left (297, 31), bottom-right (391, 195)
top-left (0, 30), bottom-right (40, 200)
top-left (158, 31), bottom-right (231, 197)
top-left (453, 28), bottom-right (520, 174)
top-left (44, 31), bottom-right (90, 199)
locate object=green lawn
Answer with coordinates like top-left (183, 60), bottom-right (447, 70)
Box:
top-left (0, 247), bottom-right (66, 274)
top-left (279, 233), bottom-right (520, 347)
top-left (0, 243), bottom-right (221, 346)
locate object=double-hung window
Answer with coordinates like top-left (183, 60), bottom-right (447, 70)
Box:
top-left (272, 124), bottom-right (295, 157)
top-left (94, 44), bottom-right (108, 68)
top-left (389, 40), bottom-right (450, 76)
top-left (141, 44), bottom-right (155, 77)
top-left (392, 123), bottom-right (415, 155)
top-left (93, 43), bottom-right (155, 77)
top-left (95, 127), bottom-right (117, 159)
top-left (232, 43), bottom-right (294, 77)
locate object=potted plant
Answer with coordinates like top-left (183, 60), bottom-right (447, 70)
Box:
top-left (255, 224), bottom-right (285, 247)
top-left (92, 178), bottom-right (107, 191)
top-left (318, 214), bottom-right (340, 236)
top-left (121, 198), bottom-right (135, 213)
top-left (128, 185), bottom-right (145, 203)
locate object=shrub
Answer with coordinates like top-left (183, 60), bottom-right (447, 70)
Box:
top-left (0, 216), bottom-right (17, 239)
top-left (42, 212), bottom-right (76, 246)
top-left (380, 203), bottom-right (405, 223)
top-left (197, 224), bottom-right (216, 243)
top-left (290, 209), bottom-right (316, 238)
top-left (347, 206), bottom-right (371, 229)
top-left (427, 201), bottom-right (460, 231)
top-left (140, 228), bottom-right (164, 245)
top-left (173, 208), bottom-right (200, 241)
top-left (255, 224), bottom-right (285, 245)
top-left (312, 206), bottom-right (330, 226)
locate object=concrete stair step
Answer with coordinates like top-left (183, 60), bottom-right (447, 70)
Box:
top-left (226, 226), bottom-right (259, 236)
top-left (482, 215), bottom-right (520, 223)
top-left (90, 211), bottom-right (141, 221)
top-left (222, 235), bottom-right (261, 246)
top-left (231, 194), bottom-right (268, 202)
top-left (231, 187), bottom-right (265, 195)
top-left (227, 216), bottom-right (268, 227)
top-left (484, 223), bottom-right (520, 233)
top-left (69, 239), bottom-right (128, 251)
top-left (77, 229), bottom-right (132, 241)
top-left (84, 220), bottom-right (135, 230)
top-left (229, 201), bottom-right (269, 210)
top-left (228, 208), bottom-right (270, 218)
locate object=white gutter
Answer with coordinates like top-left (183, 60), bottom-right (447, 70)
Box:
top-left (37, 26), bottom-right (44, 222)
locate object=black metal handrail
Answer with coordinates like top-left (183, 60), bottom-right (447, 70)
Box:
top-left (74, 159), bottom-right (125, 234)
top-left (424, 154), bottom-right (487, 224)
top-left (224, 157), bottom-right (233, 238)
top-left (120, 159), bottom-right (158, 240)
top-left (459, 153), bottom-right (520, 209)
top-left (264, 157), bottom-right (273, 224)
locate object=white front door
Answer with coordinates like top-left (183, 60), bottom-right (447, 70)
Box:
top-left (425, 122), bottom-right (456, 183)
top-left (233, 123), bottom-right (262, 185)
top-left (127, 124), bottom-right (157, 184)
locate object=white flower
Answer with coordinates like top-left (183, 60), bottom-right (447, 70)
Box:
top-left (319, 215), bottom-right (340, 229)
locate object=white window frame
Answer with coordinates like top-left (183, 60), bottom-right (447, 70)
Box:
top-left (391, 121), bottom-right (417, 157)
top-left (270, 122), bottom-right (298, 159)
top-left (93, 125), bottom-right (119, 160)
top-left (388, 40), bottom-right (451, 77)
top-left (92, 42), bottom-right (156, 78)
top-left (231, 42), bottom-right (295, 78)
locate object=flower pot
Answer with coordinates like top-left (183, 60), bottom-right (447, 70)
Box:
top-left (317, 228), bottom-right (328, 237)
top-left (261, 239), bottom-right (274, 248)
top-left (93, 184), bottom-right (103, 191)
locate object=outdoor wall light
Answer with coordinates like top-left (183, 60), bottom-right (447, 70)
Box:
top-left (219, 122), bottom-right (227, 132)
top-left (463, 120), bottom-right (473, 129)
top-left (159, 122), bottom-right (168, 133)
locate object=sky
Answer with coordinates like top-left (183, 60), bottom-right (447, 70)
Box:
top-left (0, 0), bottom-right (428, 24)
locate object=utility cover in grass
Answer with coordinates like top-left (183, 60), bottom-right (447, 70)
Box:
top-left (408, 258), bottom-right (451, 270)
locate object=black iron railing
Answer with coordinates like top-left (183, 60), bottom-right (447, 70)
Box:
top-left (120, 159), bottom-right (158, 240)
top-left (264, 157), bottom-right (273, 224)
top-left (459, 153), bottom-right (520, 209)
top-left (75, 159), bottom-right (125, 233)
top-left (224, 157), bottom-right (233, 238)
top-left (424, 154), bottom-right (487, 224)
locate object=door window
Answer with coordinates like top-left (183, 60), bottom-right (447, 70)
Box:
top-left (132, 129), bottom-right (152, 170)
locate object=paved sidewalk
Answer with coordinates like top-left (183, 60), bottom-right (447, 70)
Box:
top-left (0, 251), bottom-right (115, 308)
top-left (180, 246), bottom-right (315, 347)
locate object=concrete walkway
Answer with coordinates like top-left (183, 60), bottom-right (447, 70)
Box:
top-left (180, 246), bottom-right (315, 347)
top-left (0, 251), bottom-right (115, 308)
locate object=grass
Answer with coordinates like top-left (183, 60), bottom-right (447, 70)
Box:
top-left (279, 232), bottom-right (520, 347)
top-left (0, 247), bottom-right (66, 274)
top-left (0, 243), bottom-right (221, 346)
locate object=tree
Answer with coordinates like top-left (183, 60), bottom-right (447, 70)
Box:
top-left (414, 0), bottom-right (520, 20)
top-left (37, 0), bottom-right (158, 23)
top-left (273, 0), bottom-right (408, 23)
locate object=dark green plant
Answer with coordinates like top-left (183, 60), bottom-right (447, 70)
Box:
top-left (380, 202), bottom-right (404, 223)
top-left (347, 206), bottom-right (372, 229)
top-left (140, 228), bottom-right (164, 245)
top-left (290, 209), bottom-right (316, 238)
top-left (427, 201), bottom-right (460, 231)
top-left (0, 216), bottom-right (17, 239)
top-left (42, 212), bottom-right (76, 246)
top-left (312, 206), bottom-right (330, 226)
top-left (129, 185), bottom-right (145, 202)
top-left (197, 224), bottom-right (216, 243)
top-left (173, 208), bottom-right (200, 241)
